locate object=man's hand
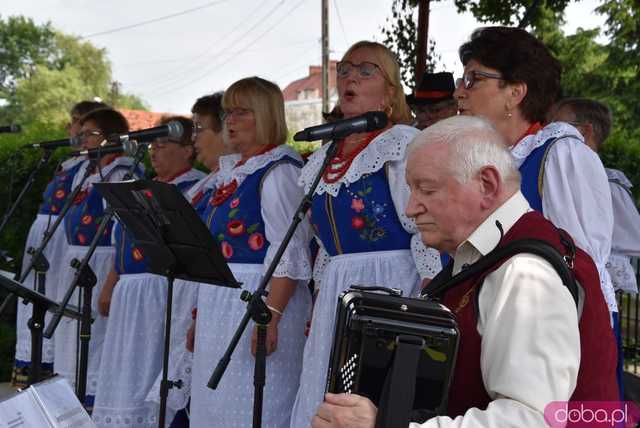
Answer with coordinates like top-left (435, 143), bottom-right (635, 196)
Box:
top-left (312, 393), bottom-right (377, 428)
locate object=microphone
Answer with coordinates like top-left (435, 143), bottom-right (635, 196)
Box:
top-left (0, 124), bottom-right (22, 133)
top-left (75, 140), bottom-right (143, 158)
top-left (107, 120), bottom-right (183, 143)
top-left (21, 136), bottom-right (82, 150)
top-left (293, 111), bottom-right (388, 142)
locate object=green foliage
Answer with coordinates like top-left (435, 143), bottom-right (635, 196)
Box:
top-left (380, 0), bottom-right (442, 88)
top-left (452, 0), bottom-right (571, 28)
top-left (0, 15), bottom-right (148, 126)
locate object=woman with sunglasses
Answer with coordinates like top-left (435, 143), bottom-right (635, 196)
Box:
top-left (454, 27), bottom-right (616, 320)
top-left (54, 108), bottom-right (144, 409)
top-left (91, 116), bottom-right (205, 428)
top-left (12, 100), bottom-right (106, 388)
top-left (290, 41), bottom-right (442, 427)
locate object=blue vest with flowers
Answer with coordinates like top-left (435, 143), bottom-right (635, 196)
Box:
top-left (38, 161), bottom-right (85, 215)
top-left (64, 164), bottom-right (141, 247)
top-left (114, 178), bottom-right (201, 275)
top-left (518, 137), bottom-right (559, 213)
top-left (310, 168), bottom-right (411, 256)
top-left (202, 157), bottom-right (301, 264)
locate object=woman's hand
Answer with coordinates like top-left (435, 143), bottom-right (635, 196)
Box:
top-left (251, 312), bottom-right (281, 356)
top-left (97, 285), bottom-right (113, 317)
top-left (186, 319), bottom-right (196, 352)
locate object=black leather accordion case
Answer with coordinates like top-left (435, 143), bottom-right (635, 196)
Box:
top-left (326, 287), bottom-right (459, 416)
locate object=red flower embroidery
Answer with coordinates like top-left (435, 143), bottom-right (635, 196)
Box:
top-left (227, 219), bottom-right (245, 237)
top-left (212, 180), bottom-right (238, 206)
top-left (144, 190), bottom-right (153, 199)
top-left (248, 232), bottom-right (265, 251)
top-left (55, 189), bottom-right (66, 200)
top-left (77, 233), bottom-right (87, 245)
top-left (132, 247), bottom-right (144, 261)
top-left (73, 190), bottom-right (88, 204)
top-left (230, 198), bottom-right (240, 209)
top-left (81, 215), bottom-right (93, 225)
top-left (351, 216), bottom-right (365, 229)
top-left (191, 191), bottom-right (204, 206)
top-left (220, 241), bottom-right (234, 259)
top-left (351, 198), bottom-right (365, 213)
top-left (51, 205), bottom-right (59, 214)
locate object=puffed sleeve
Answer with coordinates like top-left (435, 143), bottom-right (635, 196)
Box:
top-left (260, 162), bottom-right (313, 280)
top-left (387, 156), bottom-right (442, 281)
top-left (541, 138), bottom-right (616, 313)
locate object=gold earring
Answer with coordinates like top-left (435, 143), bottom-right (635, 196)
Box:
top-left (383, 104), bottom-right (393, 118)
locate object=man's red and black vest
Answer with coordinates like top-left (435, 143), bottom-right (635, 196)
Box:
top-left (434, 211), bottom-right (618, 417)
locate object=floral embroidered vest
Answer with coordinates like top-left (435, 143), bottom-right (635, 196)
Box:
top-left (310, 168), bottom-right (411, 256)
top-left (436, 211), bottom-right (618, 418)
top-left (64, 165), bottom-right (138, 247)
top-left (518, 137), bottom-right (558, 212)
top-left (203, 156), bottom-right (301, 264)
top-left (38, 160), bottom-right (85, 215)
top-left (114, 177), bottom-right (201, 275)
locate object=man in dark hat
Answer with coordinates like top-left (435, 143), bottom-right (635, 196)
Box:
top-left (406, 71), bottom-right (458, 130)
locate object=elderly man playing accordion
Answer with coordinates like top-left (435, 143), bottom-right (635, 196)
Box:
top-left (312, 116), bottom-right (618, 428)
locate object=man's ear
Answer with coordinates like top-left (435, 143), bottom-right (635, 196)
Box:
top-left (477, 165), bottom-right (502, 209)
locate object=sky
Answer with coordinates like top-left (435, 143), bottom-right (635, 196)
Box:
top-left (3, 0), bottom-right (606, 115)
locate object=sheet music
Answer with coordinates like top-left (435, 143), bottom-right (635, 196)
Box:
top-left (0, 389), bottom-right (52, 428)
top-left (30, 378), bottom-right (95, 428)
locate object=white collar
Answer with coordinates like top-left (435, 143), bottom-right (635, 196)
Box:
top-left (453, 192), bottom-right (532, 273)
top-left (510, 122), bottom-right (584, 168)
top-left (299, 124), bottom-right (418, 197)
top-left (216, 145), bottom-right (301, 187)
top-left (168, 168), bottom-right (206, 188)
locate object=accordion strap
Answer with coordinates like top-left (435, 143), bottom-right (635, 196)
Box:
top-left (375, 335), bottom-right (424, 428)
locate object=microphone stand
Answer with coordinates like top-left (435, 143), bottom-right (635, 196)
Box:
top-left (207, 139), bottom-right (339, 428)
top-left (0, 155), bottom-right (95, 316)
top-left (43, 144), bottom-right (145, 403)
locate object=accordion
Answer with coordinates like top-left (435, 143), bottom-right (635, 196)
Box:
top-left (326, 286), bottom-right (459, 417)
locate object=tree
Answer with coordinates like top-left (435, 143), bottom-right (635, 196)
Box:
top-left (0, 15), bottom-right (148, 125)
top-left (380, 0), bottom-right (442, 88)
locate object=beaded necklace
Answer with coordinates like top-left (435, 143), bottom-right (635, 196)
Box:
top-left (323, 131), bottom-right (382, 184)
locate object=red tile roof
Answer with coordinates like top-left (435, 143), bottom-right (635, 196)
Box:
top-left (119, 109), bottom-right (187, 131)
top-left (282, 61), bottom-right (337, 102)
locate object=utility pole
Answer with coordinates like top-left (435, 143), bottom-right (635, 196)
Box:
top-left (321, 0), bottom-right (330, 115)
top-left (415, 0), bottom-right (430, 85)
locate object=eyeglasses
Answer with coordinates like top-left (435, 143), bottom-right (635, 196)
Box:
top-left (221, 108), bottom-right (252, 122)
top-left (336, 61), bottom-right (383, 79)
top-left (77, 130), bottom-right (103, 140)
top-left (192, 123), bottom-right (214, 138)
top-left (455, 70), bottom-right (504, 90)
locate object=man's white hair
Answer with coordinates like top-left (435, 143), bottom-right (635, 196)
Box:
top-left (408, 115), bottom-right (520, 188)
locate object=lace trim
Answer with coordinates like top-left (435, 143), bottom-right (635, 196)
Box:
top-left (411, 235), bottom-right (442, 279)
top-left (216, 145), bottom-right (301, 187)
top-left (82, 157), bottom-right (140, 191)
top-left (607, 253), bottom-right (638, 294)
top-left (61, 156), bottom-right (86, 171)
top-left (299, 125), bottom-right (418, 196)
top-left (510, 122), bottom-right (584, 167)
top-left (170, 168), bottom-right (206, 187)
top-left (606, 168), bottom-right (633, 188)
top-left (264, 244), bottom-right (313, 280)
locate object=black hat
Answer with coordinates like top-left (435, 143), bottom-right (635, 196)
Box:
top-left (406, 72), bottom-right (455, 106)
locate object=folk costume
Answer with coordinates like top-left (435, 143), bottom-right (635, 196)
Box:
top-left (605, 168), bottom-right (640, 294)
top-left (512, 122), bottom-right (616, 316)
top-left (54, 156), bottom-right (142, 406)
top-left (92, 168), bottom-right (204, 428)
top-left (290, 125), bottom-right (442, 427)
top-left (13, 157), bottom-right (88, 386)
top-left (190, 144), bottom-right (313, 427)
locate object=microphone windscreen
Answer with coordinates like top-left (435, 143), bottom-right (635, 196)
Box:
top-left (167, 121), bottom-right (184, 139)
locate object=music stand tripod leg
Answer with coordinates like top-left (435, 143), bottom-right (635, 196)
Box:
top-left (158, 274), bottom-right (183, 428)
top-left (28, 249), bottom-right (50, 385)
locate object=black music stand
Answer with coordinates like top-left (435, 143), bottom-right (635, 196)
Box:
top-left (0, 274), bottom-right (81, 385)
top-left (94, 179), bottom-right (239, 428)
